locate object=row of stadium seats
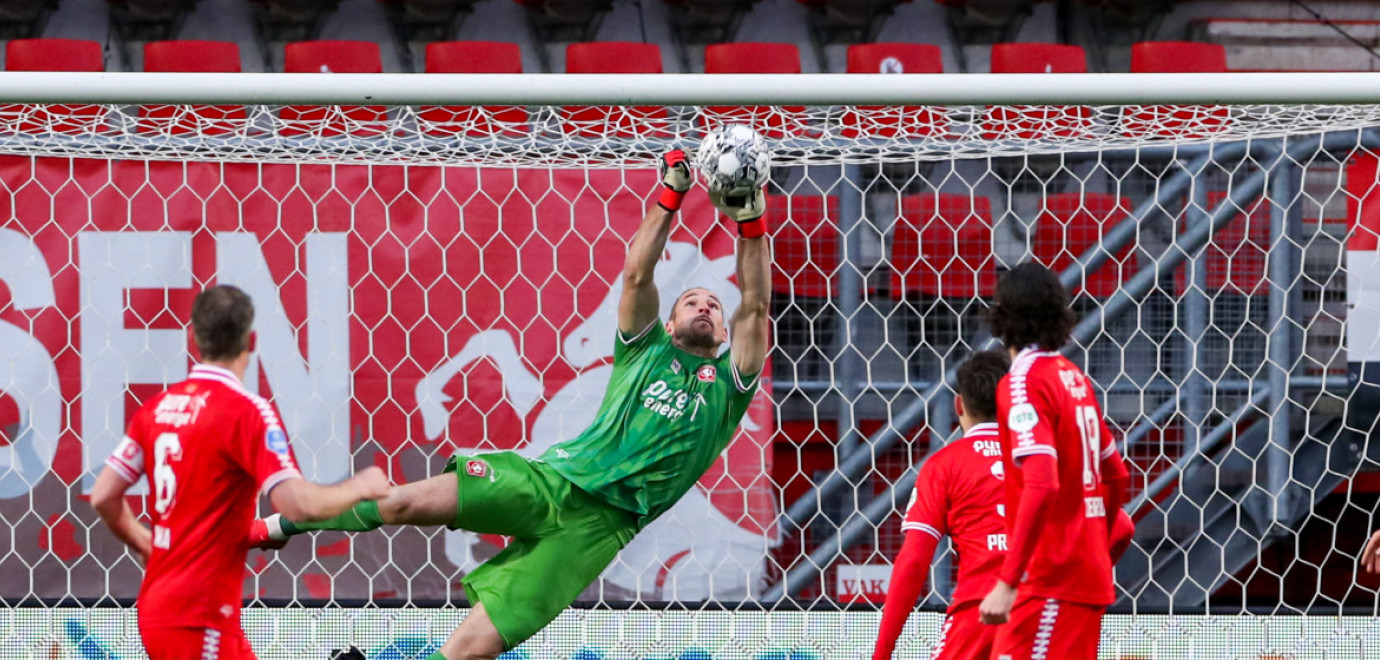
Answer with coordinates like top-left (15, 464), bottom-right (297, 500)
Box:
top-left (1, 37), bottom-right (1228, 138)
top-left (776, 190), bottom-right (1268, 301)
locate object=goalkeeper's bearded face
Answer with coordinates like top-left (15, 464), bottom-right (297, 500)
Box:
top-left (667, 287), bottom-right (728, 350)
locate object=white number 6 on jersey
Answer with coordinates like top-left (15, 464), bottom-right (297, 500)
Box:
top-left (153, 432), bottom-right (183, 515)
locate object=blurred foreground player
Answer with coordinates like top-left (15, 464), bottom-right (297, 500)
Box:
top-left (90, 285), bottom-right (391, 660)
top-left (251, 149), bottom-right (773, 660)
top-left (978, 263), bottom-right (1132, 660)
top-left (873, 350), bottom-right (1133, 660)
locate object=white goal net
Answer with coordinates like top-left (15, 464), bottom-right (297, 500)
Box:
top-left (1, 73), bottom-right (1379, 658)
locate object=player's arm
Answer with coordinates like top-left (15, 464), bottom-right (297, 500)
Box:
top-left (715, 187), bottom-right (770, 378)
top-left (981, 385), bottom-right (1060, 625)
top-left (874, 460), bottom-right (946, 660)
top-left (1099, 419), bottom-right (1131, 536)
top-left (267, 467), bottom-right (391, 523)
top-left (90, 465), bottom-right (152, 563)
top-left (618, 149), bottom-right (691, 336)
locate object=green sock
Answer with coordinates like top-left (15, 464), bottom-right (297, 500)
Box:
top-left (282, 500), bottom-right (383, 535)
top-left (425, 652), bottom-right (448, 660)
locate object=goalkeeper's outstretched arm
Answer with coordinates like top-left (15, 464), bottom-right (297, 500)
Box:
top-left (619, 149), bottom-right (690, 336)
top-left (722, 188), bottom-right (771, 378)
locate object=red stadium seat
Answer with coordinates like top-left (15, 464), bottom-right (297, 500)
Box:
top-left (891, 194), bottom-right (995, 299)
top-left (280, 40), bottom-right (387, 137)
top-left (774, 195), bottom-right (840, 299)
top-left (419, 41), bottom-right (527, 136)
top-left (842, 43), bottom-right (947, 138)
top-left (140, 41), bottom-right (245, 135)
top-left (562, 42), bottom-right (668, 138)
top-left (1121, 41), bottom-right (1229, 138)
top-left (703, 43), bottom-right (806, 138)
top-left (1032, 193), bottom-right (1135, 298)
top-left (1174, 191), bottom-right (1269, 295)
top-left (982, 43), bottom-right (1093, 140)
top-left (3, 39), bottom-right (106, 133)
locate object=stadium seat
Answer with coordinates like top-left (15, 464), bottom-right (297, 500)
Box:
top-left (890, 193), bottom-right (995, 300)
top-left (139, 41), bottom-right (245, 135)
top-left (841, 43), bottom-right (946, 138)
top-left (3, 39), bottom-right (106, 134)
top-left (891, 193), bottom-right (995, 379)
top-left (935, 0), bottom-right (1042, 71)
top-left (982, 42), bottom-right (1094, 140)
top-left (772, 194), bottom-right (843, 383)
top-left (248, 0), bottom-right (344, 68)
top-left (1032, 192), bottom-right (1135, 298)
top-left (516, 0), bottom-right (613, 71)
top-left (703, 42), bottom-right (806, 138)
top-left (419, 41), bottom-right (526, 136)
top-left (562, 42), bottom-right (668, 138)
top-left (1174, 191), bottom-right (1269, 296)
top-left (662, 0), bottom-right (764, 72)
top-left (280, 40), bottom-right (387, 136)
top-left (108, 0), bottom-right (199, 68)
top-left (1121, 41), bottom-right (1229, 138)
top-left (378, 0), bottom-right (484, 53)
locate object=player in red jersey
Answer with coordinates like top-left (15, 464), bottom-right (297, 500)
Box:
top-left (978, 262), bottom-right (1132, 660)
top-left (873, 349), bottom-right (1135, 660)
top-left (873, 349), bottom-right (1011, 660)
top-left (90, 285), bottom-right (391, 660)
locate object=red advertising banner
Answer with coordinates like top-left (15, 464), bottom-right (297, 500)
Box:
top-left (0, 156), bottom-right (776, 603)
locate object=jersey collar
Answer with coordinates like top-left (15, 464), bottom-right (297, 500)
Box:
top-left (965, 422), bottom-right (999, 437)
top-left (189, 364), bottom-right (245, 390)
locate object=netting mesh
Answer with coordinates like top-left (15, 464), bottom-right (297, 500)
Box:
top-left (3, 102), bottom-right (1380, 164)
top-left (0, 98), bottom-right (1379, 656)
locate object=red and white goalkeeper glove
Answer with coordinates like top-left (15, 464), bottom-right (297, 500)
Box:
top-left (657, 149), bottom-right (691, 212)
top-left (709, 186), bottom-right (768, 238)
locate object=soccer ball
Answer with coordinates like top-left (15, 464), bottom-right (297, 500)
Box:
top-left (695, 124), bottom-right (771, 197)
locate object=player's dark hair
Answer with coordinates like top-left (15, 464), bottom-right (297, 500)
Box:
top-left (985, 262), bottom-right (1077, 351)
top-left (192, 285), bottom-right (254, 362)
top-left (955, 350), bottom-right (1010, 421)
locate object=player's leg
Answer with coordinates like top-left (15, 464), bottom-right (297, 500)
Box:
top-left (929, 602), bottom-right (995, 660)
top-left (990, 596), bottom-right (1103, 660)
top-left (425, 602), bottom-right (505, 660)
top-left (273, 472), bottom-right (459, 536)
top-left (434, 466), bottom-right (637, 659)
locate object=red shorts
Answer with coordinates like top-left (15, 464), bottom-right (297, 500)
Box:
top-left (139, 623), bottom-right (256, 660)
top-left (990, 596), bottom-right (1104, 660)
top-left (930, 602), bottom-right (996, 660)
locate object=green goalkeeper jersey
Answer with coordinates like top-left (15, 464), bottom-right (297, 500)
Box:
top-left (540, 321), bottom-right (760, 528)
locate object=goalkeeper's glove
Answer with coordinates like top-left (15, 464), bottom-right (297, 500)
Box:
top-left (657, 149), bottom-right (691, 211)
top-left (709, 186), bottom-right (768, 238)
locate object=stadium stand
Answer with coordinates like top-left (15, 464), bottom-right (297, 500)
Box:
top-left (562, 41), bottom-right (668, 137)
top-left (2, 38), bottom-right (105, 133)
top-left (936, 0), bottom-right (1043, 71)
top-left (419, 41), bottom-right (527, 135)
top-left (280, 40), bottom-right (387, 136)
top-left (1082, 0), bottom-right (1179, 70)
top-left (841, 43), bottom-right (946, 139)
top-left (379, 0), bottom-right (484, 71)
top-left (796, 0), bottom-right (909, 71)
top-left (139, 40), bottom-right (245, 135)
top-left (891, 193), bottom-right (995, 379)
top-left (108, 0), bottom-right (198, 69)
top-left (702, 42), bottom-right (805, 137)
top-left (663, 0), bottom-right (762, 73)
top-left (0, 0), bottom-right (55, 39)
top-left (249, 0), bottom-right (345, 69)
top-left (517, 0), bottom-right (613, 72)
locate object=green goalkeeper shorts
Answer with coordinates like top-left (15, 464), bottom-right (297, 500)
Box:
top-left (443, 451), bottom-right (638, 650)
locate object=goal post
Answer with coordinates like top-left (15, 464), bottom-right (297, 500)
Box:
top-left (0, 71), bottom-right (1378, 657)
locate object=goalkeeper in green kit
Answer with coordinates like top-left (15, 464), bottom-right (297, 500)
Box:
top-left (250, 147), bottom-right (772, 660)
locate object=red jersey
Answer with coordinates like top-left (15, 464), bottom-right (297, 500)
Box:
top-left (105, 364), bottom-right (302, 628)
top-left (997, 348), bottom-right (1117, 606)
top-left (901, 422), bottom-right (1007, 611)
